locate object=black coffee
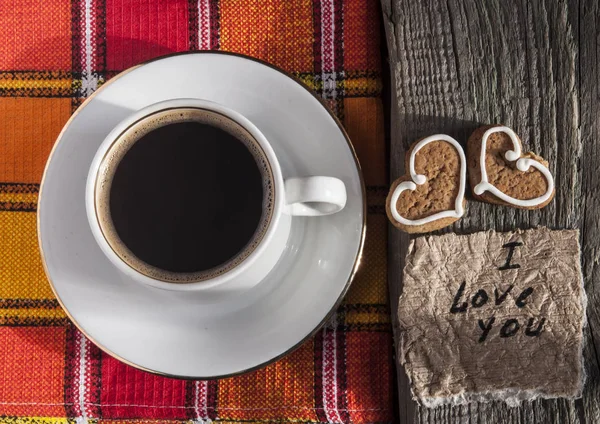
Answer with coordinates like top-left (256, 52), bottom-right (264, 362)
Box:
top-left (106, 110), bottom-right (272, 279)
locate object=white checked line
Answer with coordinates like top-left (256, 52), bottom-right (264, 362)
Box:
top-left (320, 0), bottom-right (337, 99)
top-left (81, 0), bottom-right (100, 97)
top-left (322, 315), bottom-right (344, 423)
top-left (198, 0), bottom-right (211, 50)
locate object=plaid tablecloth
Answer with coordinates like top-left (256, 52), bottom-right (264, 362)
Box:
top-left (0, 0), bottom-right (392, 422)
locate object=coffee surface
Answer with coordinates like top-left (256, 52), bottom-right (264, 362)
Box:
top-left (109, 120), bottom-right (265, 274)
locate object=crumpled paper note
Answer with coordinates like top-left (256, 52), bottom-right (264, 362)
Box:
top-left (398, 228), bottom-right (585, 407)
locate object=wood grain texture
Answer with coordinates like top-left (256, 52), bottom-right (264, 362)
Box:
top-left (381, 0), bottom-right (600, 422)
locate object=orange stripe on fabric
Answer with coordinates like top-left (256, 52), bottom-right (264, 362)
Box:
top-left (220, 0), bottom-right (314, 74)
top-left (0, 327), bottom-right (66, 417)
top-left (217, 340), bottom-right (318, 422)
top-left (343, 0), bottom-right (381, 72)
top-left (343, 96), bottom-right (387, 307)
top-left (0, 0), bottom-right (72, 70)
top-left (346, 332), bottom-right (393, 423)
top-left (343, 97), bottom-right (386, 186)
top-left (345, 214), bottom-right (388, 305)
top-left (0, 98), bottom-right (71, 183)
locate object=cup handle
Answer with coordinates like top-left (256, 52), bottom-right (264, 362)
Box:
top-left (283, 176), bottom-right (347, 216)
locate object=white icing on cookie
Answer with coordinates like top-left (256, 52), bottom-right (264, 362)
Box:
top-left (473, 126), bottom-right (554, 208)
top-left (389, 135), bottom-right (466, 226)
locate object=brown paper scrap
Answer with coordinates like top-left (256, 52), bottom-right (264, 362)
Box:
top-left (398, 228), bottom-right (585, 407)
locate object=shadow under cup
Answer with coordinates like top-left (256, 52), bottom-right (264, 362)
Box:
top-left (92, 107), bottom-right (275, 284)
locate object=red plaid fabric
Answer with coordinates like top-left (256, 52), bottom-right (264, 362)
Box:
top-left (0, 0), bottom-right (393, 422)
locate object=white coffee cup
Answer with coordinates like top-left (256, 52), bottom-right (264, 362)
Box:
top-left (85, 98), bottom-right (346, 292)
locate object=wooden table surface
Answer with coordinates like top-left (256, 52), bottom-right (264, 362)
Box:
top-left (381, 1), bottom-right (600, 422)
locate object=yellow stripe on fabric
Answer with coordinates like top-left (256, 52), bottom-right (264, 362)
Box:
top-left (344, 77), bottom-right (383, 96)
top-left (345, 310), bottom-right (390, 326)
top-left (344, 214), bottom-right (387, 305)
top-left (0, 307), bottom-right (65, 322)
top-left (299, 79), bottom-right (345, 94)
top-left (293, 75), bottom-right (381, 97)
top-left (294, 74), bottom-right (318, 91)
top-left (71, 78), bottom-right (105, 94)
top-left (0, 192), bottom-right (38, 203)
top-left (0, 212), bottom-right (54, 299)
top-left (0, 78), bottom-right (72, 93)
top-left (0, 418), bottom-right (72, 424)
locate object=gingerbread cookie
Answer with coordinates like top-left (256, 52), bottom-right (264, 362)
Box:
top-left (386, 135), bottom-right (467, 234)
top-left (467, 125), bottom-right (555, 209)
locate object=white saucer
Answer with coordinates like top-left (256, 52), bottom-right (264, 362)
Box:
top-left (38, 52), bottom-right (365, 378)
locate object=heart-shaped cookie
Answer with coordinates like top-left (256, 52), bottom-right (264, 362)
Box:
top-left (386, 135), bottom-right (467, 234)
top-left (467, 126), bottom-right (555, 209)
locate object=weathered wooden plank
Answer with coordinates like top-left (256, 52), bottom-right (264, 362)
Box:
top-left (578, 1), bottom-right (600, 423)
top-left (382, 0), bottom-right (600, 422)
